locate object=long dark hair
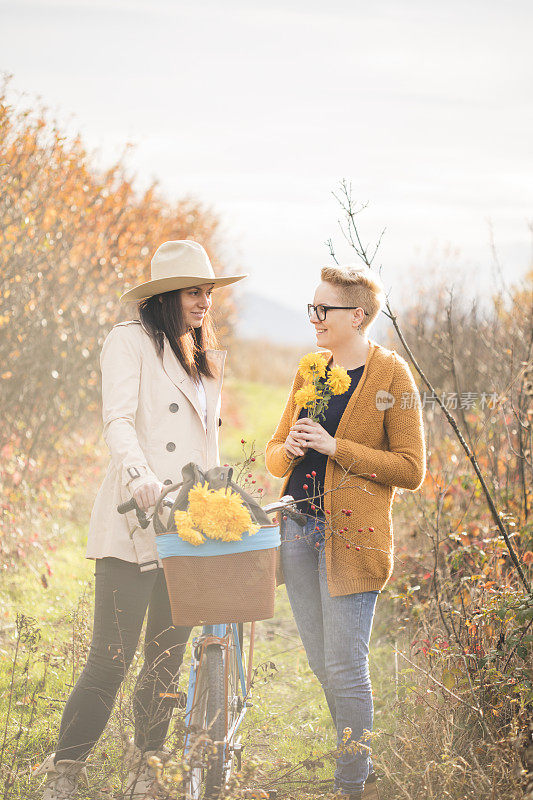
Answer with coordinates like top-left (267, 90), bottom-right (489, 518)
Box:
top-left (138, 289), bottom-right (218, 379)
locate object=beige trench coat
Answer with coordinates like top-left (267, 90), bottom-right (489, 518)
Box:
top-left (86, 320), bottom-right (225, 569)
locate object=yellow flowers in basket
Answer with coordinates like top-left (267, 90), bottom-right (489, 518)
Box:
top-left (173, 483), bottom-right (260, 547)
top-left (294, 352), bottom-right (351, 421)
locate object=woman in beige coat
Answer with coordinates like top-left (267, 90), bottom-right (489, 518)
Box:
top-left (37, 241), bottom-right (246, 800)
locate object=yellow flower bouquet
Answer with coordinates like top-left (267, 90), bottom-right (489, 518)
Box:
top-left (295, 352), bottom-right (352, 422)
top-left (174, 482), bottom-right (260, 546)
top-left (281, 353), bottom-right (352, 476)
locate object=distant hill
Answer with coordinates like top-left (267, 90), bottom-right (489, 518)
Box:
top-left (233, 291), bottom-right (387, 345)
top-left (234, 292), bottom-right (316, 346)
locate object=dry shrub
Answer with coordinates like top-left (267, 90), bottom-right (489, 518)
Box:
top-left (0, 77), bottom-right (238, 567)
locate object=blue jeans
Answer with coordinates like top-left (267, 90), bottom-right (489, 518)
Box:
top-left (280, 515), bottom-right (379, 792)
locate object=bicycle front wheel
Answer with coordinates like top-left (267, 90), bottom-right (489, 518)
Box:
top-left (187, 643), bottom-right (226, 799)
top-left (203, 644), bottom-right (226, 797)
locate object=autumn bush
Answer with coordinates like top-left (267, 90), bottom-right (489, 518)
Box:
top-left (376, 266), bottom-right (533, 798)
top-left (0, 79), bottom-right (237, 570)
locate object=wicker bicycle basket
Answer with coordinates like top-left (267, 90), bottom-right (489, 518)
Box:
top-left (155, 525), bottom-right (281, 626)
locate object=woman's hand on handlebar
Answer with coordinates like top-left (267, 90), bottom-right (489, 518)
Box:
top-left (284, 430), bottom-right (308, 458)
top-left (133, 481), bottom-right (165, 511)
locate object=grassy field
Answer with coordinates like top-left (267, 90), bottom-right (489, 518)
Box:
top-left (0, 378), bottom-right (400, 798)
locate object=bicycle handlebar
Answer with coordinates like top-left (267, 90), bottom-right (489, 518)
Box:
top-left (116, 497), bottom-right (137, 515)
top-left (262, 495), bottom-right (307, 525)
top-left (117, 489), bottom-right (306, 532)
top-left (117, 495), bottom-right (175, 530)
top-left (117, 496), bottom-right (151, 529)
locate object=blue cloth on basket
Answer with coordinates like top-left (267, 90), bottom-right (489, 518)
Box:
top-left (156, 524), bottom-right (281, 559)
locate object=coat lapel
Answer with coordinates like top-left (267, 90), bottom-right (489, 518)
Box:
top-left (161, 337), bottom-right (225, 426)
top-left (204, 350), bottom-right (226, 424)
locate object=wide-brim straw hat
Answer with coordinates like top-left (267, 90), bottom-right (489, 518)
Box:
top-left (120, 240), bottom-right (247, 303)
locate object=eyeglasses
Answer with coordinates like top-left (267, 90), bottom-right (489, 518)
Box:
top-left (307, 304), bottom-right (370, 322)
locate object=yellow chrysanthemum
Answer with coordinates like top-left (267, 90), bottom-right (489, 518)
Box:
top-left (187, 482), bottom-right (212, 525)
top-left (327, 365), bottom-right (351, 395)
top-left (295, 383), bottom-right (320, 408)
top-left (174, 510), bottom-right (205, 546)
top-left (298, 352), bottom-right (328, 381)
top-left (212, 488), bottom-right (259, 540)
top-left (187, 485), bottom-right (259, 542)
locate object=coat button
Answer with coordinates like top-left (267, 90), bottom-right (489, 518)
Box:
top-left (166, 442), bottom-right (176, 452)
top-left (163, 479), bottom-right (173, 485)
top-left (169, 403), bottom-right (179, 413)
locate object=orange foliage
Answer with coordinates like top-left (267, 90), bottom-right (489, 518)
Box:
top-left (0, 79), bottom-right (236, 481)
top-left (0, 79), bottom-right (240, 565)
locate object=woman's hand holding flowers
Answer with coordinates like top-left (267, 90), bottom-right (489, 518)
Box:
top-left (290, 418), bottom-right (337, 457)
top-left (280, 354), bottom-right (350, 475)
top-left (284, 429), bottom-right (308, 458)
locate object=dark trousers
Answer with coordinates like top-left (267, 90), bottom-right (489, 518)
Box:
top-left (54, 557), bottom-right (192, 763)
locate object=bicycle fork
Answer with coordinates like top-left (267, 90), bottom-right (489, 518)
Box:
top-left (183, 624), bottom-right (248, 758)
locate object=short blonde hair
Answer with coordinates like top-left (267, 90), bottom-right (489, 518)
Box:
top-left (321, 264), bottom-right (385, 330)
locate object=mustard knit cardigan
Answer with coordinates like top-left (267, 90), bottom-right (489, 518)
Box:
top-left (265, 340), bottom-right (426, 596)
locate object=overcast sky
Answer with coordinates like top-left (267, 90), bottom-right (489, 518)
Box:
top-left (2, 0), bottom-right (532, 315)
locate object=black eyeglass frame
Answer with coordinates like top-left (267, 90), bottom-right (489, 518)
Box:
top-left (307, 304), bottom-right (370, 322)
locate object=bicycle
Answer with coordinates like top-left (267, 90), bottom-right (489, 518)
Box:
top-left (118, 484), bottom-right (305, 799)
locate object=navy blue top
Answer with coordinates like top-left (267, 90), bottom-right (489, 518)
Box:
top-left (286, 364), bottom-right (364, 518)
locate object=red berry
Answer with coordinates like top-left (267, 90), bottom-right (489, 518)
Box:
top-left (369, 527), bottom-right (374, 532)
top-left (358, 528), bottom-right (363, 532)
top-left (311, 470), bottom-right (316, 477)
top-left (241, 438), bottom-right (245, 444)
top-left (303, 484), bottom-right (308, 490)
top-left (252, 480), bottom-right (256, 484)
top-left (345, 510), bottom-right (352, 516)
top-left (325, 510), bottom-right (331, 515)
top-left (355, 546), bottom-right (361, 551)
top-left (310, 504), bottom-right (316, 511)
top-left (315, 542), bottom-right (320, 548)
top-left (371, 473), bottom-right (377, 478)
top-left (251, 457), bottom-right (256, 462)
top-left (346, 543), bottom-right (351, 549)
top-left (224, 463), bottom-right (229, 466)
top-left (306, 473), bottom-right (311, 479)
top-left (248, 473), bottom-right (252, 478)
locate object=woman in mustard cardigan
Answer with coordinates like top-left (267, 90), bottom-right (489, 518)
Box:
top-left (265, 265), bottom-right (426, 800)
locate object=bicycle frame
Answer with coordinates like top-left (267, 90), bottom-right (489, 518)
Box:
top-left (119, 487), bottom-right (300, 797)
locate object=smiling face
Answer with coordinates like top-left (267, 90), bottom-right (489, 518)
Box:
top-left (310, 281), bottom-right (366, 349)
top-left (179, 283), bottom-right (214, 328)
